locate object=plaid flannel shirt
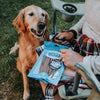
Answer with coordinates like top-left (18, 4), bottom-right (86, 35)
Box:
top-left (78, 34), bottom-right (100, 56)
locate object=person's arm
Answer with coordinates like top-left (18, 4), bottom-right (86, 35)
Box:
top-left (54, 16), bottom-right (85, 43)
top-left (83, 56), bottom-right (100, 75)
top-left (70, 16), bottom-right (85, 38)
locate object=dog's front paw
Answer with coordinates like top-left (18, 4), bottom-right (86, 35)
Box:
top-left (23, 91), bottom-right (30, 100)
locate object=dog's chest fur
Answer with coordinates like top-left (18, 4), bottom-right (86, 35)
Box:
top-left (18, 33), bottom-right (43, 68)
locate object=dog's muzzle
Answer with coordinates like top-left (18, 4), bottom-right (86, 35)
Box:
top-left (31, 22), bottom-right (46, 37)
top-left (38, 22), bottom-right (45, 31)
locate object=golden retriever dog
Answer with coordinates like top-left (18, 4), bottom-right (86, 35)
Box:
top-left (12, 5), bottom-right (49, 100)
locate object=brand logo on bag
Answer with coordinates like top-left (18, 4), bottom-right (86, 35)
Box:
top-left (47, 51), bottom-right (61, 59)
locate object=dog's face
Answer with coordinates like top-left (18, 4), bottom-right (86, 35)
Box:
top-left (13, 5), bottom-right (49, 38)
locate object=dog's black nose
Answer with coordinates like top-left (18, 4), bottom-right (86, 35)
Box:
top-left (38, 22), bottom-right (45, 30)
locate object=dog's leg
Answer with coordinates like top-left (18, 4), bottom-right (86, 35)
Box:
top-left (9, 42), bottom-right (19, 55)
top-left (22, 67), bottom-right (30, 100)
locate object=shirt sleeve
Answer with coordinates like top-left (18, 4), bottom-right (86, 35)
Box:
top-left (70, 16), bottom-right (85, 37)
top-left (83, 56), bottom-right (100, 75)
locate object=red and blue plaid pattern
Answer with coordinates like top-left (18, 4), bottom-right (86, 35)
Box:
top-left (78, 34), bottom-right (100, 56)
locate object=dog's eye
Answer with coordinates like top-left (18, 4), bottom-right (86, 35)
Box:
top-left (41, 13), bottom-right (45, 17)
top-left (29, 12), bottom-right (34, 16)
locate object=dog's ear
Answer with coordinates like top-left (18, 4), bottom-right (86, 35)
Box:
top-left (44, 12), bottom-right (49, 41)
top-left (45, 12), bottom-right (49, 29)
top-left (13, 9), bottom-right (26, 33)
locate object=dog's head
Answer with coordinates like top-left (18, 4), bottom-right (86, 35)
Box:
top-left (13, 5), bottom-right (49, 38)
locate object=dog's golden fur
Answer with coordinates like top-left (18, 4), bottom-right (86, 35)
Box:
top-left (13, 5), bottom-right (49, 100)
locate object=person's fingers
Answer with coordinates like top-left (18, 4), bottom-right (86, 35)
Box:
top-left (56, 32), bottom-right (67, 39)
top-left (54, 33), bottom-right (63, 43)
top-left (60, 41), bottom-right (66, 45)
top-left (62, 58), bottom-right (64, 62)
top-left (61, 49), bottom-right (69, 54)
top-left (54, 39), bottom-right (62, 43)
top-left (56, 32), bottom-right (63, 38)
top-left (60, 54), bottom-right (65, 58)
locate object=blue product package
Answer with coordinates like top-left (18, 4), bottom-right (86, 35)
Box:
top-left (28, 41), bottom-right (68, 86)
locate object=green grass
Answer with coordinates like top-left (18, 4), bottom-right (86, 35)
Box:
top-left (0, 0), bottom-right (84, 99)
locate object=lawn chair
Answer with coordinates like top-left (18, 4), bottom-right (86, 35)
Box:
top-left (44, 0), bottom-right (100, 100)
top-left (50, 0), bottom-right (84, 35)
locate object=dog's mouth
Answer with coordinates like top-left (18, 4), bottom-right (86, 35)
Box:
top-left (30, 22), bottom-right (46, 37)
top-left (30, 28), bottom-right (46, 37)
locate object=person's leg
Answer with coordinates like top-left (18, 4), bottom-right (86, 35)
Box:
top-left (40, 81), bottom-right (62, 100)
top-left (40, 68), bottom-right (76, 100)
top-left (63, 67), bottom-right (76, 76)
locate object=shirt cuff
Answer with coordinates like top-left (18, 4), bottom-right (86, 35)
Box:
top-left (69, 29), bottom-right (77, 39)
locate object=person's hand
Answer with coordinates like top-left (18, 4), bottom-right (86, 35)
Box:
top-left (56, 31), bottom-right (74, 40)
top-left (54, 31), bottom-right (74, 44)
top-left (61, 49), bottom-right (84, 71)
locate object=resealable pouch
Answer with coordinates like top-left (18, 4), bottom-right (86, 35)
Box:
top-left (28, 41), bottom-right (68, 85)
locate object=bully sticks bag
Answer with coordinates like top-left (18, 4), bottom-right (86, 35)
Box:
top-left (28, 41), bottom-right (68, 85)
